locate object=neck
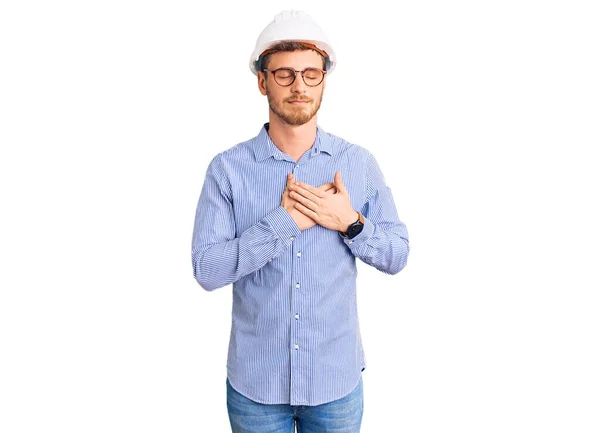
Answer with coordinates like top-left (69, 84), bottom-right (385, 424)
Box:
top-left (267, 114), bottom-right (318, 162)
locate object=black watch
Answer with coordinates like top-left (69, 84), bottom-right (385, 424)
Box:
top-left (341, 212), bottom-right (364, 239)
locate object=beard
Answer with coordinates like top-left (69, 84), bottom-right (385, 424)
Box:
top-left (266, 84), bottom-right (323, 126)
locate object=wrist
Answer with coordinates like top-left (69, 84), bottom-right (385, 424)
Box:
top-left (340, 211), bottom-right (360, 232)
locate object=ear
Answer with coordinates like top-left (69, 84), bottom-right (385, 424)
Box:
top-left (258, 71), bottom-right (267, 96)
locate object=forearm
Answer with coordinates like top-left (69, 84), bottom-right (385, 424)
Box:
top-left (192, 206), bottom-right (300, 291)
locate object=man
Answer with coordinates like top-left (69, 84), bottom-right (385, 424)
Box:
top-left (191, 10), bottom-right (409, 433)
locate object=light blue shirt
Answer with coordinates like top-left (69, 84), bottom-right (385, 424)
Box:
top-left (191, 123), bottom-right (409, 405)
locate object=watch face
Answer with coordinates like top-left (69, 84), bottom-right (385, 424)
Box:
top-left (349, 222), bottom-right (364, 238)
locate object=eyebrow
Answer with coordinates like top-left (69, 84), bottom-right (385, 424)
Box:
top-left (267, 66), bottom-right (322, 70)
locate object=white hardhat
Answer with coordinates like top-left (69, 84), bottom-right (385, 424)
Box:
top-left (249, 10), bottom-right (336, 76)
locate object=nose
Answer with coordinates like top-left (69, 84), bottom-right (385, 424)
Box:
top-left (290, 71), bottom-right (308, 93)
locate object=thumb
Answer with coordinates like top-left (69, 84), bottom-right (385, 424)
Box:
top-left (287, 173), bottom-right (294, 189)
top-left (334, 171), bottom-right (347, 193)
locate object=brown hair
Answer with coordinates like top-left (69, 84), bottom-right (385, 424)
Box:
top-left (258, 41), bottom-right (329, 72)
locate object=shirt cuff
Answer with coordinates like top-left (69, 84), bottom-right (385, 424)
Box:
top-left (339, 216), bottom-right (374, 248)
top-left (264, 205), bottom-right (302, 242)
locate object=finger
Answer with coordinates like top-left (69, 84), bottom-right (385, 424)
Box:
top-left (318, 183), bottom-right (336, 194)
top-left (289, 190), bottom-right (318, 211)
top-left (294, 201), bottom-right (319, 221)
top-left (317, 182), bottom-right (335, 191)
top-left (291, 184), bottom-right (323, 203)
top-left (294, 181), bottom-right (324, 199)
top-left (285, 174), bottom-right (296, 197)
top-left (290, 185), bottom-right (321, 203)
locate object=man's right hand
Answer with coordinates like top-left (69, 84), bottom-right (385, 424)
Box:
top-left (282, 173), bottom-right (336, 230)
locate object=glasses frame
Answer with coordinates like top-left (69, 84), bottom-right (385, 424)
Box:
top-left (262, 67), bottom-right (327, 87)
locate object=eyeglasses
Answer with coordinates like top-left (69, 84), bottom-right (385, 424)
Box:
top-left (262, 67), bottom-right (326, 87)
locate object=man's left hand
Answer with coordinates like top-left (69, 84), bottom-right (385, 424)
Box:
top-left (288, 171), bottom-right (359, 232)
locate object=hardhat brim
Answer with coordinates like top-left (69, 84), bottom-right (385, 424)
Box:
top-left (249, 39), bottom-right (336, 76)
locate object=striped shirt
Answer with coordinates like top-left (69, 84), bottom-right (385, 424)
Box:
top-left (191, 123), bottom-right (409, 406)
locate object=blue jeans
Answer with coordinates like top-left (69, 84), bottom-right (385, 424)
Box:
top-left (226, 376), bottom-right (364, 433)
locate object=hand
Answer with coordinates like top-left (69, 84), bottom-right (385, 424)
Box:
top-left (282, 173), bottom-right (337, 231)
top-left (288, 171), bottom-right (358, 232)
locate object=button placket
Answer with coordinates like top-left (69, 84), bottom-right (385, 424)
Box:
top-left (288, 157), bottom-right (311, 405)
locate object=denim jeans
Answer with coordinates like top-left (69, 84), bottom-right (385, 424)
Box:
top-left (226, 376), bottom-right (364, 433)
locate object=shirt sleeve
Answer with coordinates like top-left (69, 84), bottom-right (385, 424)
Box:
top-left (338, 151), bottom-right (409, 275)
top-left (191, 154), bottom-right (301, 291)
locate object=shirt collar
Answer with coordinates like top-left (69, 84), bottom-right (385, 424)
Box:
top-left (253, 123), bottom-right (333, 162)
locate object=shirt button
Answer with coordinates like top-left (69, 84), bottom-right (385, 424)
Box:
top-left (296, 252), bottom-right (301, 257)
top-left (349, 241), bottom-right (353, 244)
top-left (290, 236), bottom-right (295, 241)
top-left (294, 344), bottom-right (299, 350)
top-left (268, 259), bottom-right (272, 262)
top-left (296, 283), bottom-right (300, 289)
top-left (294, 314), bottom-right (299, 319)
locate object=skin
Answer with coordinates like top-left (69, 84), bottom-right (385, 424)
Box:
top-left (288, 173), bottom-right (358, 232)
top-left (281, 173), bottom-right (336, 231)
top-left (258, 49), bottom-right (359, 232)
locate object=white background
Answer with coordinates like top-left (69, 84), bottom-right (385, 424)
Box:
top-left (1, 1), bottom-right (599, 432)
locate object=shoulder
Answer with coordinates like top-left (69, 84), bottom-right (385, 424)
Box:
top-left (213, 138), bottom-right (255, 165)
top-left (324, 130), bottom-right (374, 163)
top-left (202, 136), bottom-right (256, 192)
top-left (205, 135), bottom-right (258, 176)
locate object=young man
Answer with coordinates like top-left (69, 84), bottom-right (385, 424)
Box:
top-left (191, 10), bottom-right (409, 433)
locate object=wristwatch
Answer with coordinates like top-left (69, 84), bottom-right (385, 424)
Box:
top-left (340, 212), bottom-right (364, 239)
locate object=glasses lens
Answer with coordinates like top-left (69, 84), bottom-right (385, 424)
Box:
top-left (303, 68), bottom-right (323, 86)
top-left (274, 69), bottom-right (295, 86)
